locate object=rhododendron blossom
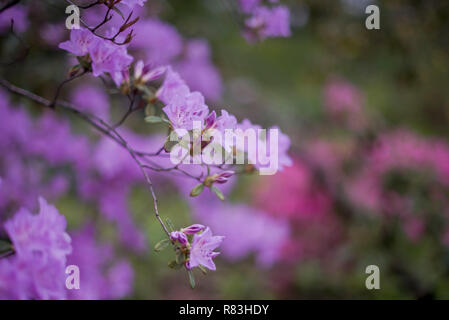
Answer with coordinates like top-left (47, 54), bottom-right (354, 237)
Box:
top-left (186, 227), bottom-right (224, 271)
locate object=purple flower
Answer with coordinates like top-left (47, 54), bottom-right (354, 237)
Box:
top-left (181, 224), bottom-right (206, 235)
top-left (58, 28), bottom-right (96, 57)
top-left (131, 19), bottom-right (183, 66)
top-left (186, 227), bottom-right (224, 271)
top-left (206, 110), bottom-right (238, 136)
top-left (5, 197), bottom-right (72, 264)
top-left (245, 5), bottom-right (291, 41)
top-left (0, 5), bottom-right (28, 34)
top-left (156, 66), bottom-right (190, 105)
top-left (170, 231), bottom-right (188, 245)
top-left (88, 39), bottom-right (133, 77)
top-left (162, 91), bottom-right (209, 130)
top-left (134, 60), bottom-right (166, 83)
top-left (71, 85), bottom-right (110, 120)
top-left (175, 39), bottom-right (223, 102)
top-left (238, 0), bottom-right (262, 13)
top-left (0, 197), bottom-right (72, 299)
top-left (67, 226), bottom-right (134, 300)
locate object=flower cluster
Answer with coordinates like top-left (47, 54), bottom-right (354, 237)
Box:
top-left (0, 198), bottom-right (71, 299)
top-left (59, 28), bottom-right (133, 79)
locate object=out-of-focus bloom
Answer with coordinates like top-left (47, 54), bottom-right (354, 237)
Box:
top-left (71, 85), bottom-right (110, 120)
top-left (181, 224), bottom-right (206, 235)
top-left (40, 23), bottom-right (66, 46)
top-left (347, 130), bottom-right (449, 242)
top-left (191, 199), bottom-right (289, 267)
top-left (121, 0), bottom-right (147, 8)
top-left (245, 6), bottom-right (291, 41)
top-left (238, 0), bottom-right (263, 13)
top-left (252, 159), bottom-right (342, 263)
top-left (131, 19), bottom-right (183, 66)
top-left (176, 39), bottom-right (223, 102)
top-left (5, 197), bottom-right (71, 263)
top-left (186, 227), bottom-right (224, 271)
top-left (0, 5), bottom-right (28, 33)
top-left (252, 125), bottom-right (293, 173)
top-left (0, 198), bottom-right (71, 300)
top-left (67, 226), bottom-right (134, 300)
top-left (323, 78), bottom-right (366, 130)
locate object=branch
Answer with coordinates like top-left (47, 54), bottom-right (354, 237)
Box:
top-left (0, 78), bottom-right (171, 237)
top-left (0, 0), bottom-right (20, 14)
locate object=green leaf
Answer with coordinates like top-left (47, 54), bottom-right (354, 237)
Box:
top-left (165, 218), bottom-right (175, 232)
top-left (163, 139), bottom-right (178, 153)
top-left (0, 240), bottom-right (12, 254)
top-left (198, 265), bottom-right (208, 275)
top-left (144, 116), bottom-right (164, 124)
top-left (211, 186), bottom-right (225, 201)
top-left (176, 251), bottom-right (186, 265)
top-left (168, 260), bottom-right (183, 269)
top-left (188, 270), bottom-right (196, 289)
top-left (190, 184), bottom-right (204, 197)
top-left (154, 239), bottom-right (170, 252)
top-left (112, 6), bottom-right (125, 20)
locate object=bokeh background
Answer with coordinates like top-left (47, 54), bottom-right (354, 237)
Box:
top-left (1, 0), bottom-right (449, 299)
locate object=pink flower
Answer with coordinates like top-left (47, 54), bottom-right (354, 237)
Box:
top-left (186, 227), bottom-right (224, 271)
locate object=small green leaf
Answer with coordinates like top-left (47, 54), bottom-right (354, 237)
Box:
top-left (163, 139), bottom-right (178, 153)
top-left (145, 116), bottom-right (164, 124)
top-left (0, 240), bottom-right (12, 254)
top-left (154, 239), bottom-right (170, 252)
top-left (190, 184), bottom-right (204, 197)
top-left (176, 251), bottom-right (186, 265)
top-left (165, 218), bottom-right (175, 232)
top-left (168, 260), bottom-right (182, 269)
top-left (211, 186), bottom-right (225, 201)
top-left (188, 270), bottom-right (196, 289)
top-left (198, 265), bottom-right (208, 275)
top-left (112, 6), bottom-right (125, 19)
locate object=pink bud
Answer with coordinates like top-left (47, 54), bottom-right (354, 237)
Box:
top-left (214, 171), bottom-right (235, 184)
top-left (170, 231), bottom-right (188, 245)
top-left (181, 224), bottom-right (206, 235)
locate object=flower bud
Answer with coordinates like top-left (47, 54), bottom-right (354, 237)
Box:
top-left (181, 224), bottom-right (206, 235)
top-left (214, 171), bottom-right (235, 184)
top-left (170, 231), bottom-right (188, 245)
